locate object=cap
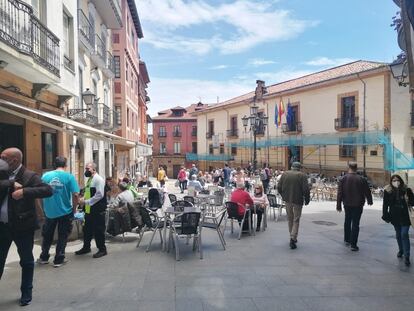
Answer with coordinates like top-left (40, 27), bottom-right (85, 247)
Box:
top-left (291, 162), bottom-right (301, 169)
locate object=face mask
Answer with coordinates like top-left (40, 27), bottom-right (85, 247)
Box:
top-left (392, 181), bottom-right (400, 188)
top-left (84, 170), bottom-right (92, 178)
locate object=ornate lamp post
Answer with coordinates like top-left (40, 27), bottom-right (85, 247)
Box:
top-left (242, 103), bottom-right (268, 174)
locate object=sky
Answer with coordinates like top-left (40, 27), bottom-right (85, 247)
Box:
top-left (136, 0), bottom-right (402, 118)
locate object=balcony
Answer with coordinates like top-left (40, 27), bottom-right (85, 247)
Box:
top-left (191, 130), bottom-right (197, 137)
top-left (98, 103), bottom-right (111, 129)
top-left (90, 34), bottom-right (106, 68)
top-left (158, 132), bottom-right (167, 138)
top-left (173, 131), bottom-right (182, 137)
top-left (78, 9), bottom-right (94, 53)
top-left (206, 132), bottom-right (214, 139)
top-left (90, 0), bottom-right (122, 29)
top-left (67, 100), bottom-right (98, 126)
top-left (226, 128), bottom-right (238, 138)
top-left (0, 0), bottom-right (60, 80)
top-left (112, 109), bottom-right (120, 131)
top-left (334, 117), bottom-right (359, 130)
top-left (102, 50), bottom-right (115, 78)
top-left (282, 122), bottom-right (302, 134)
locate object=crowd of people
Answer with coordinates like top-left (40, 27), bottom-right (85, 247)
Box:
top-left (0, 147), bottom-right (412, 307)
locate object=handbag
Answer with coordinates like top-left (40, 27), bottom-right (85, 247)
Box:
top-left (404, 194), bottom-right (414, 228)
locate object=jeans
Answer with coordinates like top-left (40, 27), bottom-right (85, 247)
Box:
top-left (40, 213), bottom-right (73, 263)
top-left (83, 212), bottom-right (106, 251)
top-left (394, 225), bottom-right (410, 257)
top-left (179, 180), bottom-right (186, 192)
top-left (344, 206), bottom-right (363, 246)
top-left (285, 203), bottom-right (303, 241)
top-left (0, 223), bottom-right (34, 297)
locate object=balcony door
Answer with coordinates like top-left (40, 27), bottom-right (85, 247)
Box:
top-left (341, 96), bottom-right (356, 128)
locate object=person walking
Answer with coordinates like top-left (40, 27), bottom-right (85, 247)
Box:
top-left (0, 148), bottom-right (53, 306)
top-left (177, 166), bottom-right (187, 193)
top-left (75, 162), bottom-right (108, 258)
top-left (189, 163), bottom-right (198, 179)
top-left (223, 163), bottom-right (232, 188)
top-left (382, 174), bottom-right (413, 266)
top-left (336, 162), bottom-right (373, 251)
top-left (157, 166), bottom-right (166, 188)
top-left (38, 156), bottom-right (80, 267)
top-left (277, 162), bottom-right (310, 249)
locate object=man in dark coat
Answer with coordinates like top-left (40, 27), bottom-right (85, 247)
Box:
top-left (0, 148), bottom-right (53, 306)
top-left (337, 162), bottom-right (373, 251)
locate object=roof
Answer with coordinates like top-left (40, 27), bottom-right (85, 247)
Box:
top-left (197, 60), bottom-right (387, 113)
top-left (152, 102), bottom-right (209, 121)
top-left (127, 0), bottom-right (144, 38)
top-left (139, 61), bottom-right (150, 84)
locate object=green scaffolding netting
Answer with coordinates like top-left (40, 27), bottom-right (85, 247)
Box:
top-left (187, 131), bottom-right (414, 171)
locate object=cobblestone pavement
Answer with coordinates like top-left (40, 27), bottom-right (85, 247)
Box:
top-left (1, 179), bottom-right (413, 311)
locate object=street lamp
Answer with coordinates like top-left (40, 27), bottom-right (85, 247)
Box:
top-left (242, 103), bottom-right (268, 174)
top-left (390, 56), bottom-right (409, 87)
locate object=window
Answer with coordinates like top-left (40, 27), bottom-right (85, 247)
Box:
top-left (131, 72), bottom-right (134, 89)
top-left (174, 142), bottom-right (181, 154)
top-left (114, 56), bottom-right (120, 78)
top-left (230, 116), bottom-right (237, 130)
top-left (339, 138), bottom-right (356, 159)
top-left (63, 10), bottom-right (74, 71)
top-left (231, 146), bottom-right (237, 156)
top-left (159, 126), bottom-right (166, 137)
top-left (192, 142), bottom-right (197, 153)
top-left (341, 96), bottom-right (357, 128)
top-left (370, 150), bottom-right (378, 156)
top-left (173, 110), bottom-right (184, 117)
top-left (32, 0), bottom-right (47, 23)
top-left (209, 144), bottom-right (214, 155)
top-left (191, 126), bottom-right (197, 137)
top-left (131, 29), bottom-right (135, 45)
top-left (113, 33), bottom-right (120, 44)
top-left (114, 82), bottom-right (121, 93)
top-left (160, 143), bottom-right (166, 154)
top-left (126, 62), bottom-right (128, 81)
top-left (173, 125), bottom-right (180, 136)
top-left (115, 106), bottom-right (122, 125)
top-left (287, 105), bottom-right (299, 131)
top-left (219, 144), bottom-right (224, 154)
top-left (127, 108), bottom-right (130, 127)
top-left (42, 132), bottom-right (57, 169)
top-left (208, 120), bottom-right (214, 136)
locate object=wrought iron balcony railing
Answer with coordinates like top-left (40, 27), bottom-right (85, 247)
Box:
top-left (282, 122), bottom-right (302, 133)
top-left (226, 128), bottom-right (238, 138)
top-left (0, 0), bottom-right (60, 76)
top-left (94, 34), bottom-right (106, 63)
top-left (98, 103), bottom-right (111, 129)
top-left (112, 109), bottom-right (120, 130)
top-left (106, 50), bottom-right (114, 73)
top-left (206, 132), bottom-right (214, 139)
top-left (78, 9), bottom-right (93, 49)
top-left (173, 131), bottom-right (182, 137)
top-left (334, 117), bottom-right (359, 130)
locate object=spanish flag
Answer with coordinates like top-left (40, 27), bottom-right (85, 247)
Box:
top-left (278, 99), bottom-right (285, 126)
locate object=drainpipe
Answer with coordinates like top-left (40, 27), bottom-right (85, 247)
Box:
top-left (357, 73), bottom-right (367, 176)
top-left (224, 108), bottom-right (230, 163)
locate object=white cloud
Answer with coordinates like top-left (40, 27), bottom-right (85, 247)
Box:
top-left (305, 57), bottom-right (356, 67)
top-left (254, 69), bottom-right (313, 84)
top-left (137, 0), bottom-right (318, 55)
top-left (147, 77), bottom-right (252, 117)
top-left (248, 58), bottom-right (277, 67)
top-left (209, 65), bottom-right (229, 70)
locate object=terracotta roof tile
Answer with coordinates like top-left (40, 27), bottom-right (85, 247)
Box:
top-left (152, 102), bottom-right (209, 120)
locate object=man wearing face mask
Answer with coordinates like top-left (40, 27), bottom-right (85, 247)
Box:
top-left (337, 162), bottom-right (373, 251)
top-left (0, 148), bottom-right (53, 306)
top-left (75, 162), bottom-right (108, 258)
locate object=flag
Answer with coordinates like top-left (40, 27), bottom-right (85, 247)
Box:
top-left (278, 99), bottom-right (285, 126)
top-left (274, 103), bottom-right (278, 127)
top-left (286, 103), bottom-right (294, 128)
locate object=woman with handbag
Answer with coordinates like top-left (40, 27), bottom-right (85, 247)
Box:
top-left (250, 184), bottom-right (269, 232)
top-left (382, 174), bottom-right (414, 266)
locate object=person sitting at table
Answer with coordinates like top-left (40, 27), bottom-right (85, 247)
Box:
top-left (230, 182), bottom-right (254, 230)
top-left (137, 175), bottom-right (152, 188)
top-left (188, 175), bottom-right (203, 193)
top-left (251, 184), bottom-right (269, 231)
top-left (197, 171), bottom-right (206, 187)
top-left (111, 182), bottom-right (135, 207)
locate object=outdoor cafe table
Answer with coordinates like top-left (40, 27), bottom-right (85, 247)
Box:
top-left (161, 205), bottom-right (202, 252)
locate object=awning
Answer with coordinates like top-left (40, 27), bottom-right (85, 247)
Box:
top-left (0, 99), bottom-right (136, 148)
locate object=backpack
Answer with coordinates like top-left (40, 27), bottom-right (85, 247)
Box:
top-left (260, 169), bottom-right (268, 181)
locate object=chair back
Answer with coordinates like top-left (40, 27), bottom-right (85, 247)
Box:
top-left (199, 189), bottom-right (210, 195)
top-left (180, 212), bottom-right (200, 235)
top-left (183, 196), bottom-right (195, 204)
top-left (267, 194), bottom-right (277, 207)
top-left (168, 193), bottom-right (177, 204)
top-left (213, 190), bottom-right (225, 206)
top-left (148, 188), bottom-right (163, 209)
top-left (172, 200), bottom-right (194, 212)
top-left (208, 185), bottom-right (219, 193)
top-left (138, 187), bottom-right (149, 195)
top-left (225, 201), bottom-right (240, 219)
top-left (187, 186), bottom-right (196, 197)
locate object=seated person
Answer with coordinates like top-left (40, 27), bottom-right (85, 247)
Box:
top-left (123, 177), bottom-right (139, 199)
top-left (111, 182), bottom-right (135, 207)
top-left (250, 184), bottom-right (269, 231)
top-left (230, 182), bottom-right (254, 229)
top-left (137, 175), bottom-right (152, 188)
top-left (188, 174), bottom-right (203, 192)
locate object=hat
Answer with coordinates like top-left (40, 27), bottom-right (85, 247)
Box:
top-left (291, 162), bottom-right (301, 169)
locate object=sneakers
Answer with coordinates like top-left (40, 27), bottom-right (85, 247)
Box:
top-left (404, 256), bottom-right (411, 267)
top-left (289, 239), bottom-right (297, 249)
top-left (350, 245), bottom-right (359, 251)
top-left (344, 241), bottom-right (351, 247)
top-left (397, 251), bottom-right (403, 258)
top-left (36, 258), bottom-right (49, 265)
top-left (19, 290), bottom-right (32, 306)
top-left (75, 248), bottom-right (91, 255)
top-left (93, 250), bottom-right (107, 258)
top-left (53, 258), bottom-right (68, 268)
